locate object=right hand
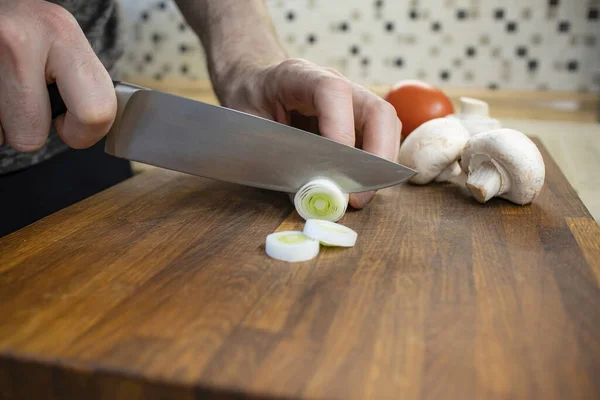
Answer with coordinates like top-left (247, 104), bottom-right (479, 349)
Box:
top-left (0, 0), bottom-right (116, 151)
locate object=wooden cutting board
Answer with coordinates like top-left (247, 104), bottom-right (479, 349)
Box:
top-left (1, 138), bottom-right (599, 400)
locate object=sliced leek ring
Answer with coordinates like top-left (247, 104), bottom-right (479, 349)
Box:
top-left (265, 231), bottom-right (320, 262)
top-left (293, 178), bottom-right (349, 222)
top-left (303, 219), bottom-right (357, 247)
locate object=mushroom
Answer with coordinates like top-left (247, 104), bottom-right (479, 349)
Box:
top-left (398, 117), bottom-right (471, 184)
top-left (456, 97), bottom-right (501, 136)
top-left (460, 128), bottom-right (545, 205)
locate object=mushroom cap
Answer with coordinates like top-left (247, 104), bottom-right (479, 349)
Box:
top-left (460, 128), bottom-right (546, 204)
top-left (398, 117), bottom-right (471, 184)
top-left (459, 117), bottom-right (502, 136)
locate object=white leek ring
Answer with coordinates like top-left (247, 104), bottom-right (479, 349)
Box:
top-left (303, 219), bottom-right (357, 247)
top-left (293, 178), bottom-right (348, 222)
top-left (265, 231), bottom-right (320, 262)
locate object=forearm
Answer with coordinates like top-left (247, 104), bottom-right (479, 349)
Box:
top-left (174, 0), bottom-right (286, 103)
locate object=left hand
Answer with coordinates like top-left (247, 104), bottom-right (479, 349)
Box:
top-left (215, 58), bottom-right (402, 209)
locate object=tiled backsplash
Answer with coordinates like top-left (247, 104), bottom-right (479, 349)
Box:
top-left (117, 0), bottom-right (600, 92)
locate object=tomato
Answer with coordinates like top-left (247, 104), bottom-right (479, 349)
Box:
top-left (384, 80), bottom-right (454, 140)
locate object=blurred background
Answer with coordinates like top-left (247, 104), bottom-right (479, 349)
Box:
top-left (117, 0), bottom-right (600, 92)
top-left (114, 0), bottom-right (600, 221)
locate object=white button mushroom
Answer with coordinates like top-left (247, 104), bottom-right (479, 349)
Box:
top-left (398, 117), bottom-right (471, 185)
top-left (459, 128), bottom-right (545, 205)
top-left (456, 97), bottom-right (502, 136)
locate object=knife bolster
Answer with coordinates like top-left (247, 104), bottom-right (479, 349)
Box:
top-left (105, 82), bottom-right (148, 156)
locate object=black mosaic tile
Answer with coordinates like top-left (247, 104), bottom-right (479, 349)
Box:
top-left (516, 46), bottom-right (528, 57)
top-left (528, 59), bottom-right (539, 71)
top-left (123, 0), bottom-right (599, 92)
top-left (558, 21), bottom-right (570, 33)
top-left (567, 60), bottom-right (579, 72)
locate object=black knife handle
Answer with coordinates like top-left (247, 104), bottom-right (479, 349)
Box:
top-left (47, 80), bottom-right (120, 120)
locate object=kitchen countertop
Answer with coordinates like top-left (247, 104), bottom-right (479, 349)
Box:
top-left (124, 79), bottom-right (600, 222)
top-left (1, 137), bottom-right (599, 400)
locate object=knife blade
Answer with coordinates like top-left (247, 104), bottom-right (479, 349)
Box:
top-left (48, 82), bottom-right (416, 193)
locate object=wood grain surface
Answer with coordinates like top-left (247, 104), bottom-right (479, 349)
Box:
top-left (1, 139), bottom-right (599, 400)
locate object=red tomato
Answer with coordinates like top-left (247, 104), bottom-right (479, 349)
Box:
top-left (384, 80), bottom-right (454, 140)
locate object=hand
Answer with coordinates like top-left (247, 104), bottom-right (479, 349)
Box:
top-left (0, 0), bottom-right (116, 151)
top-left (216, 58), bottom-right (401, 209)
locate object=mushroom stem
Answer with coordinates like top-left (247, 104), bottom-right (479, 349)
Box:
top-left (434, 161), bottom-right (462, 183)
top-left (465, 161), bottom-right (502, 203)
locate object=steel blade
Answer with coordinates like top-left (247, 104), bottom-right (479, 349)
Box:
top-left (105, 89), bottom-right (416, 193)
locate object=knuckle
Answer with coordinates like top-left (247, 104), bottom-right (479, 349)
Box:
top-left (274, 58), bottom-right (307, 78)
top-left (279, 58), bottom-right (312, 69)
top-left (4, 106), bottom-right (48, 152)
top-left (317, 75), bottom-right (351, 94)
top-left (369, 97), bottom-right (394, 116)
top-left (0, 18), bottom-right (26, 46)
top-left (0, 18), bottom-right (29, 65)
top-left (324, 67), bottom-right (345, 79)
top-left (8, 135), bottom-right (46, 152)
top-left (380, 98), bottom-right (398, 116)
top-left (77, 97), bottom-right (116, 128)
top-left (42, 3), bottom-right (81, 38)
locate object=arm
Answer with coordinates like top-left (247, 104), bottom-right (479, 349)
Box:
top-left (174, 0), bottom-right (401, 209)
top-left (173, 0), bottom-right (285, 105)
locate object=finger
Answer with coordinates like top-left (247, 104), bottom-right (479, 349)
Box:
top-left (270, 60), bottom-right (355, 147)
top-left (353, 86), bottom-right (401, 162)
top-left (349, 87), bottom-right (402, 209)
top-left (45, 10), bottom-right (116, 149)
top-left (312, 75), bottom-right (355, 147)
top-left (0, 20), bottom-right (52, 152)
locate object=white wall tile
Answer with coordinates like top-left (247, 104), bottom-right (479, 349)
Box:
top-left (118, 0), bottom-right (600, 92)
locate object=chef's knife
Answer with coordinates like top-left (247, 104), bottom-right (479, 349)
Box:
top-left (47, 81), bottom-right (416, 193)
